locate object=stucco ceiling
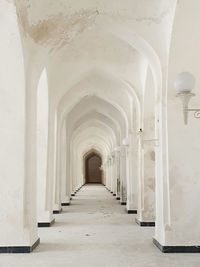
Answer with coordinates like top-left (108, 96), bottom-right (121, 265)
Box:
top-left (15, 0), bottom-right (176, 156)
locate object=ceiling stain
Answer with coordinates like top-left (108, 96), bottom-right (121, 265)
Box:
top-left (17, 4), bottom-right (99, 51)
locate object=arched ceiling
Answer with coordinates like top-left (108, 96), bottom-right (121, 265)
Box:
top-left (72, 120), bottom-right (116, 147)
top-left (65, 95), bottom-right (126, 141)
top-left (72, 130), bottom-right (111, 163)
top-left (69, 112), bottom-right (120, 144)
top-left (72, 126), bottom-right (115, 151)
top-left (15, 0), bottom-right (178, 174)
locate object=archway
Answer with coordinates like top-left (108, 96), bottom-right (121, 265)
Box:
top-left (85, 152), bottom-right (102, 184)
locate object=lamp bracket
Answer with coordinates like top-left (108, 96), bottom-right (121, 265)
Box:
top-left (176, 92), bottom-right (199, 124)
top-left (185, 108), bottom-right (200, 119)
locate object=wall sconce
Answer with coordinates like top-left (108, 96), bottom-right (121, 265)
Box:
top-left (175, 72), bottom-right (200, 124)
top-left (114, 146), bottom-right (121, 152)
top-left (122, 137), bottom-right (129, 146)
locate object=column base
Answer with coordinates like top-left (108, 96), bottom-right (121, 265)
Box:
top-left (61, 202), bottom-right (70, 206)
top-left (71, 193), bottom-right (75, 196)
top-left (38, 218), bottom-right (55, 227)
top-left (120, 202), bottom-right (126, 205)
top-left (126, 209), bottom-right (137, 214)
top-left (53, 208), bottom-right (62, 214)
top-left (135, 218), bottom-right (155, 226)
top-left (153, 238), bottom-right (200, 253)
top-left (110, 191), bottom-right (113, 194)
top-left (0, 238), bottom-right (40, 253)
top-left (116, 197), bottom-right (120, 200)
top-left (113, 193), bottom-right (116, 196)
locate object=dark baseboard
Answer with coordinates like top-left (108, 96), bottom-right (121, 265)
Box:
top-left (53, 208), bottom-right (62, 214)
top-left (0, 238), bottom-right (40, 253)
top-left (153, 238), bottom-right (200, 253)
top-left (135, 218), bottom-right (155, 226)
top-left (38, 218), bottom-right (55, 227)
top-left (121, 202), bottom-right (126, 205)
top-left (127, 209), bottom-right (137, 214)
top-left (113, 193), bottom-right (116, 196)
top-left (61, 202), bottom-right (70, 206)
top-left (116, 197), bottom-right (120, 200)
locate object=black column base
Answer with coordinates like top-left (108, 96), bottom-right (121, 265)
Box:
top-left (116, 197), bottom-right (120, 200)
top-left (0, 238), bottom-right (40, 253)
top-left (120, 202), bottom-right (126, 205)
top-left (135, 218), bottom-right (155, 226)
top-left (126, 209), bottom-right (137, 214)
top-left (153, 238), bottom-right (200, 253)
top-left (53, 208), bottom-right (62, 214)
top-left (110, 191), bottom-right (113, 194)
top-left (61, 202), bottom-right (70, 206)
top-left (113, 193), bottom-right (116, 196)
top-left (38, 218), bottom-right (55, 227)
top-left (71, 193), bottom-right (75, 196)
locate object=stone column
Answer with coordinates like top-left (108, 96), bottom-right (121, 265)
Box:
top-left (115, 149), bottom-right (121, 200)
top-left (112, 152), bottom-right (118, 196)
top-left (126, 133), bottom-right (138, 214)
top-left (105, 158), bottom-right (111, 191)
top-left (110, 155), bottom-right (114, 193)
top-left (52, 118), bottom-right (62, 214)
top-left (136, 129), bottom-right (155, 226)
top-left (120, 146), bottom-right (127, 205)
top-left (37, 70), bottom-right (54, 227)
top-left (0, 0), bottom-right (39, 252)
top-left (60, 120), bottom-right (71, 206)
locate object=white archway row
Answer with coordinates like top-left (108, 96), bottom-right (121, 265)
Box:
top-left (49, 81), bottom-right (132, 208)
top-left (65, 96), bottom-right (125, 143)
top-left (53, 93), bottom-right (125, 209)
top-left (60, 111), bottom-right (121, 207)
top-left (5, 0), bottom-right (200, 254)
top-left (70, 125), bottom-right (115, 193)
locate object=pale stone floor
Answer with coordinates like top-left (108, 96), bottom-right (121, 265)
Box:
top-left (1, 185), bottom-right (200, 267)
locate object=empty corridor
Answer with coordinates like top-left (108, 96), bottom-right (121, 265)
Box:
top-left (1, 185), bottom-right (200, 267)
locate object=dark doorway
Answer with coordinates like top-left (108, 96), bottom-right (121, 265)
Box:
top-left (85, 153), bottom-right (102, 183)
